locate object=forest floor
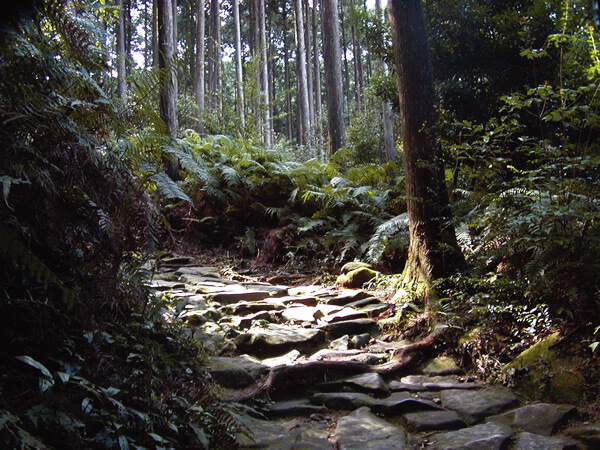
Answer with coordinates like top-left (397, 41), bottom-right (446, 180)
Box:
top-left (150, 253), bottom-right (599, 449)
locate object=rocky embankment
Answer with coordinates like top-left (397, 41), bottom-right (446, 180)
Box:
top-left (148, 256), bottom-right (598, 449)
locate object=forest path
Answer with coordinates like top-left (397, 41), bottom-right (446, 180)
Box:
top-left (149, 256), bottom-right (586, 449)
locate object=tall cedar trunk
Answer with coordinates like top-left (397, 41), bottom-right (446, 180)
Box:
top-left (294, 0), bottom-right (310, 146)
top-left (158, 0), bottom-right (179, 178)
top-left (194, 0), bottom-right (205, 133)
top-left (388, 0), bottom-right (463, 286)
top-left (362, 0), bottom-right (372, 79)
top-left (259, 0), bottom-right (272, 146)
top-left (152, 0), bottom-right (159, 68)
top-left (171, 0), bottom-right (178, 102)
top-left (350, 0), bottom-right (363, 109)
top-left (125, 0), bottom-right (132, 76)
top-left (376, 0), bottom-right (395, 162)
top-left (116, 0), bottom-right (127, 100)
top-left (321, 0), bottom-right (345, 155)
top-left (339, 3), bottom-right (350, 112)
top-left (216, 0), bottom-right (223, 113)
top-left (144, 0), bottom-right (150, 68)
top-left (312, 0), bottom-right (324, 158)
top-left (303, 0), bottom-right (314, 128)
top-left (282, 4), bottom-right (293, 141)
top-left (233, 0), bottom-right (245, 131)
top-left (188, 0), bottom-right (195, 88)
top-left (207, 0), bottom-right (219, 111)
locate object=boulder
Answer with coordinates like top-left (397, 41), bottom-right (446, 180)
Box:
top-left (487, 403), bottom-right (576, 436)
top-left (236, 324), bottom-right (325, 358)
top-left (319, 318), bottom-right (376, 338)
top-left (428, 422), bottom-right (513, 449)
top-left (441, 387), bottom-right (519, 424)
top-left (403, 410), bottom-right (466, 432)
top-left (311, 392), bottom-right (375, 410)
top-left (514, 431), bottom-right (578, 450)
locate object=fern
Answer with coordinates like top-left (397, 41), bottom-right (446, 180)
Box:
top-left (149, 173), bottom-right (193, 206)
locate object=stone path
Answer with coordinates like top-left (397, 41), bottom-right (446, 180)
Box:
top-left (149, 256), bottom-right (596, 449)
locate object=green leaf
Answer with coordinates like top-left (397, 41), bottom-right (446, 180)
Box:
top-left (81, 397), bottom-right (93, 413)
top-left (15, 355), bottom-right (53, 380)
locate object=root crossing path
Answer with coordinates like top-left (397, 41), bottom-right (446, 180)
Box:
top-left (149, 256), bottom-right (583, 449)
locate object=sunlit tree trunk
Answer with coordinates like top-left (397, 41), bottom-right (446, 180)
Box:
top-left (303, 0), bottom-right (314, 129)
top-left (152, 0), bottom-right (159, 68)
top-left (282, 3), bottom-right (293, 141)
top-left (350, 0), bottom-right (363, 109)
top-left (294, 0), bottom-right (310, 146)
top-left (312, 0), bottom-right (324, 158)
top-left (322, 0), bottom-right (345, 155)
top-left (233, 0), bottom-right (245, 131)
top-left (376, 0), bottom-right (395, 162)
top-left (116, 0), bottom-right (127, 100)
top-left (388, 0), bottom-right (463, 288)
top-left (194, 0), bottom-right (205, 133)
top-left (339, 2), bottom-right (350, 112)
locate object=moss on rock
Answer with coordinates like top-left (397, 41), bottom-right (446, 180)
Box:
top-left (336, 267), bottom-right (378, 288)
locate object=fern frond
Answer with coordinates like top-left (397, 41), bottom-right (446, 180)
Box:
top-left (150, 173), bottom-right (193, 206)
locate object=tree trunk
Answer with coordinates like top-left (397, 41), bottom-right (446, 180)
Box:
top-left (294, 0), bottom-right (310, 147)
top-left (259, 0), bottom-right (272, 146)
top-left (321, 0), bottom-right (345, 156)
top-left (388, 0), bottom-right (463, 288)
top-left (233, 0), bottom-right (245, 131)
top-left (152, 0), bottom-right (159, 68)
top-left (303, 0), bottom-right (314, 129)
top-left (158, 0), bottom-right (179, 178)
top-left (339, 2), bottom-right (351, 112)
top-left (282, 3), bottom-right (293, 141)
top-left (194, 0), bottom-right (205, 133)
top-left (116, 0), bottom-right (127, 100)
top-left (171, 0), bottom-right (178, 101)
top-left (376, 0), bottom-right (394, 162)
top-left (312, 0), bottom-right (324, 159)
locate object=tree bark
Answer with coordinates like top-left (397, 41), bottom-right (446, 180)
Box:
top-left (259, 0), bottom-right (272, 146)
top-left (339, 2), bottom-right (351, 112)
top-left (115, 0), bottom-right (127, 100)
top-left (321, 0), bottom-right (345, 156)
top-left (303, 0), bottom-right (314, 129)
top-left (388, 0), bottom-right (463, 287)
top-left (152, 0), bottom-right (159, 69)
top-left (233, 0), bottom-right (245, 131)
top-left (312, 0), bottom-right (324, 159)
top-left (294, 0), bottom-right (311, 146)
top-left (376, 0), bottom-right (395, 163)
top-left (282, 4), bottom-right (293, 141)
top-left (194, 0), bottom-right (205, 133)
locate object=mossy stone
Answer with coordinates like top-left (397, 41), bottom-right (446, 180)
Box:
top-left (340, 261), bottom-right (372, 274)
top-left (505, 332), bottom-right (560, 371)
top-left (458, 327), bottom-right (486, 346)
top-left (336, 267), bottom-right (378, 288)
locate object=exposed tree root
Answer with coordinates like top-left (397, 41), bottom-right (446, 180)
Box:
top-left (222, 329), bottom-right (444, 402)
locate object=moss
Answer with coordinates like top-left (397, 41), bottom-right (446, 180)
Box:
top-left (505, 332), bottom-right (560, 371)
top-left (550, 371), bottom-right (585, 404)
top-left (458, 326), bottom-right (486, 346)
top-left (336, 267), bottom-right (378, 288)
top-left (340, 261), bottom-right (372, 274)
top-left (421, 356), bottom-right (459, 374)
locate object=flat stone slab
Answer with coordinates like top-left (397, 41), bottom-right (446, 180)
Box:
top-left (487, 403), bottom-right (576, 436)
top-left (319, 318), bottom-right (376, 338)
top-left (236, 324), bottom-right (325, 358)
top-left (267, 399), bottom-right (327, 418)
top-left (370, 392), bottom-right (443, 415)
top-left (180, 274), bottom-right (238, 286)
top-left (345, 297), bottom-right (381, 308)
top-left (237, 415), bottom-right (331, 449)
top-left (268, 295), bottom-right (319, 307)
top-left (311, 392), bottom-right (375, 410)
top-left (397, 375), bottom-right (482, 391)
top-left (324, 307), bottom-right (369, 323)
top-left (318, 373), bottom-right (390, 397)
top-left (209, 289), bottom-right (274, 305)
top-left (219, 301), bottom-right (286, 316)
top-left (441, 387), bottom-right (519, 424)
top-left (325, 290), bottom-right (372, 306)
top-left (230, 310), bottom-right (279, 329)
top-left (282, 306), bottom-right (322, 323)
top-left (241, 283), bottom-right (290, 297)
top-left (208, 356), bottom-right (267, 388)
top-left (175, 266), bottom-right (221, 277)
top-left (147, 280), bottom-right (186, 291)
top-left (360, 303), bottom-right (391, 317)
top-left (403, 410), bottom-right (466, 431)
top-left (428, 422), bottom-right (513, 449)
top-left (333, 406), bottom-right (406, 450)
top-left (514, 431), bottom-right (578, 449)
top-left (260, 349), bottom-right (301, 367)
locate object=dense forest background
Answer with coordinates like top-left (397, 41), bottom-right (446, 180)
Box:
top-left (1, 0), bottom-right (599, 447)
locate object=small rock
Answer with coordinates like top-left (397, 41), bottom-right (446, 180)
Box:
top-left (403, 410), bottom-right (466, 431)
top-left (428, 422), bottom-right (513, 449)
top-left (487, 403), bottom-right (576, 436)
top-left (333, 406), bottom-right (406, 450)
top-left (514, 431), bottom-right (578, 449)
top-left (330, 335), bottom-right (350, 351)
top-left (208, 356), bottom-right (267, 389)
top-left (324, 289), bottom-right (372, 306)
top-left (261, 350), bottom-right (301, 367)
top-left (441, 387), bottom-right (519, 424)
top-left (349, 333), bottom-right (371, 349)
